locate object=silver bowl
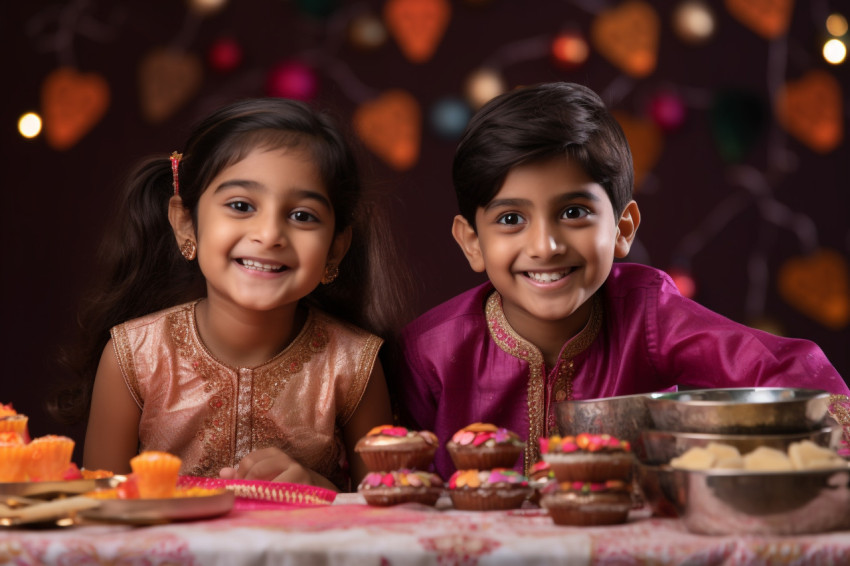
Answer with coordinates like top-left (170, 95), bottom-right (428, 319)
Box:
top-left (645, 388), bottom-right (831, 434)
top-left (555, 393), bottom-right (653, 458)
top-left (670, 466), bottom-right (850, 535)
top-left (641, 425), bottom-right (843, 464)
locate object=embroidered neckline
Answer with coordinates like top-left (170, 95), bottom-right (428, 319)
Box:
top-left (485, 291), bottom-right (603, 473)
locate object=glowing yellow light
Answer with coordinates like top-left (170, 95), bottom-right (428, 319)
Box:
top-left (826, 13), bottom-right (848, 37)
top-left (823, 38), bottom-right (847, 65)
top-left (187, 0), bottom-right (227, 16)
top-left (18, 112), bottom-right (42, 139)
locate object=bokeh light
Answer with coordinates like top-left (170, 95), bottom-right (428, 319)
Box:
top-left (826, 13), bottom-right (848, 37)
top-left (550, 31), bottom-right (589, 70)
top-left (672, 0), bottom-right (715, 45)
top-left (464, 68), bottom-right (506, 109)
top-left (823, 38), bottom-right (847, 65)
top-left (18, 112), bottom-right (42, 139)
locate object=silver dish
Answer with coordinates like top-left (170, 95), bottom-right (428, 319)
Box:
top-left (555, 393), bottom-right (654, 458)
top-left (0, 477), bottom-right (120, 499)
top-left (645, 388), bottom-right (831, 434)
top-left (641, 425), bottom-right (843, 464)
top-left (79, 489), bottom-right (235, 525)
top-left (670, 466), bottom-right (850, 535)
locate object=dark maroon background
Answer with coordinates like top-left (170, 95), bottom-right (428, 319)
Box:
top-left (2, 0), bottom-right (848, 455)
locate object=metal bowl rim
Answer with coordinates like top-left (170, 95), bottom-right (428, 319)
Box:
top-left (646, 387), bottom-right (830, 406)
top-left (641, 425), bottom-right (840, 442)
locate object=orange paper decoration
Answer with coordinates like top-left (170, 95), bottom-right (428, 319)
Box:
top-left (354, 89), bottom-right (421, 171)
top-left (139, 48), bottom-right (203, 123)
top-left (41, 67), bottom-right (110, 151)
top-left (384, 0), bottom-right (451, 63)
top-left (612, 111), bottom-right (663, 191)
top-left (591, 0), bottom-right (659, 78)
top-left (725, 0), bottom-right (793, 40)
top-left (776, 70), bottom-right (843, 153)
top-left (778, 249), bottom-right (850, 330)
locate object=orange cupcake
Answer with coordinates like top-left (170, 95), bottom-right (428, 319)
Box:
top-left (0, 433), bottom-right (29, 482)
top-left (0, 403), bottom-right (29, 443)
top-left (27, 435), bottom-right (75, 481)
top-left (130, 451), bottom-right (182, 498)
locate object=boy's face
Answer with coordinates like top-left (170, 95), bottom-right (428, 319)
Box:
top-left (453, 156), bottom-right (639, 341)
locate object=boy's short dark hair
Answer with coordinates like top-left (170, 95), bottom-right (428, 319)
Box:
top-left (452, 82), bottom-right (634, 228)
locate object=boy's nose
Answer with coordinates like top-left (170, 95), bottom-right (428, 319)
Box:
top-left (527, 221), bottom-right (566, 258)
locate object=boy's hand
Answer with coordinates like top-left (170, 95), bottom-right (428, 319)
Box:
top-left (219, 447), bottom-right (335, 489)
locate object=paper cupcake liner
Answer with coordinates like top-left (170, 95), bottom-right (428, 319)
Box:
top-left (449, 486), bottom-right (531, 511)
top-left (544, 453), bottom-right (635, 483)
top-left (541, 492), bottom-right (631, 526)
top-left (448, 445), bottom-right (523, 470)
top-left (358, 447), bottom-right (436, 472)
top-left (361, 486), bottom-right (443, 507)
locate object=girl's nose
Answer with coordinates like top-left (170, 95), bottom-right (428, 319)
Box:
top-left (527, 220), bottom-right (566, 258)
top-left (251, 213), bottom-right (287, 247)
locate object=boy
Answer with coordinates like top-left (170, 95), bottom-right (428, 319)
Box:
top-left (398, 82), bottom-right (848, 479)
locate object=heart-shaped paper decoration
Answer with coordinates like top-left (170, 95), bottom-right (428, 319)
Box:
top-left (725, 0), bottom-right (793, 39)
top-left (353, 89), bottom-right (421, 171)
top-left (41, 67), bottom-right (110, 151)
top-left (383, 0), bottom-right (451, 63)
top-left (591, 0), bottom-right (659, 78)
top-left (139, 48), bottom-right (203, 123)
top-left (778, 249), bottom-right (850, 330)
top-left (776, 70), bottom-right (843, 153)
top-left (612, 111), bottom-right (663, 191)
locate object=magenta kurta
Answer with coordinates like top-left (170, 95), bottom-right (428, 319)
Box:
top-left (399, 263), bottom-right (848, 479)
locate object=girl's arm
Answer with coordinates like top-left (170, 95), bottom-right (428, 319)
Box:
top-left (83, 340), bottom-right (142, 474)
top-left (343, 359), bottom-right (394, 485)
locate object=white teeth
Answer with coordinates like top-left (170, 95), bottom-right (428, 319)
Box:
top-left (526, 271), bottom-right (566, 283)
top-left (241, 259), bottom-right (281, 272)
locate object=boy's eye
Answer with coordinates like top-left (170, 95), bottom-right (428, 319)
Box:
top-left (563, 206), bottom-right (590, 219)
top-left (227, 201), bottom-right (254, 213)
top-left (290, 210), bottom-right (318, 223)
top-left (497, 213), bottom-right (524, 225)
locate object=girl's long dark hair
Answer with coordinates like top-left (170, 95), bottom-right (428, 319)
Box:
top-left (50, 98), bottom-right (415, 425)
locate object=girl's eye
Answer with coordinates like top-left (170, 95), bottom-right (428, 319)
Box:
top-left (227, 201), bottom-right (254, 213)
top-left (290, 210), bottom-right (318, 223)
top-left (497, 213), bottom-right (524, 225)
top-left (563, 206), bottom-right (590, 219)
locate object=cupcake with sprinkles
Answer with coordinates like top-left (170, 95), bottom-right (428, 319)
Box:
top-left (540, 479), bottom-right (633, 526)
top-left (358, 469), bottom-right (444, 506)
top-left (528, 460), bottom-right (556, 504)
top-left (446, 423), bottom-right (525, 470)
top-left (448, 468), bottom-right (532, 511)
top-left (355, 425), bottom-right (438, 471)
top-left (540, 433), bottom-right (634, 483)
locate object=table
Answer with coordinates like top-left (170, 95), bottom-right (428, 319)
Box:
top-left (3, 493), bottom-right (850, 565)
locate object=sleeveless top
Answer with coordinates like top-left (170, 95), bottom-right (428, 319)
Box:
top-left (110, 300), bottom-right (383, 489)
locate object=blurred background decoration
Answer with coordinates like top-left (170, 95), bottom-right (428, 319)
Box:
top-left (2, 0), bottom-right (848, 446)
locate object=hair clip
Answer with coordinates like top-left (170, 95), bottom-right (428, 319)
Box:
top-left (170, 151), bottom-right (183, 195)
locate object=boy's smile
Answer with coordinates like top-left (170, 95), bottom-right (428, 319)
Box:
top-left (453, 156), bottom-right (639, 361)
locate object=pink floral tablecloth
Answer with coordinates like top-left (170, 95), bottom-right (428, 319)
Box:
top-left (3, 493), bottom-right (850, 565)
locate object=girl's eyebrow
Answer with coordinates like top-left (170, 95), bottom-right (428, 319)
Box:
top-left (485, 189), bottom-right (600, 211)
top-left (214, 180), bottom-right (332, 208)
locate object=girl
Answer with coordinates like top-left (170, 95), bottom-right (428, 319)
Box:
top-left (53, 98), bottom-right (413, 491)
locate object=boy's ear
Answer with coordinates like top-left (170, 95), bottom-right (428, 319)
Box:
top-left (614, 200), bottom-right (641, 258)
top-left (327, 226), bottom-right (352, 265)
top-left (168, 195), bottom-right (196, 247)
top-left (451, 215), bottom-right (486, 273)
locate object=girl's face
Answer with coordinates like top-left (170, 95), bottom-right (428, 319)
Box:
top-left (190, 146), bottom-right (345, 315)
top-left (453, 156), bottom-right (638, 341)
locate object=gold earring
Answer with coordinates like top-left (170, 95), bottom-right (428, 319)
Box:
top-left (180, 239), bottom-right (197, 261)
top-left (321, 263), bottom-right (339, 284)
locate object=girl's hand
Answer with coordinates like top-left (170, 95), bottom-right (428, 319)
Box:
top-left (219, 447), bottom-right (337, 490)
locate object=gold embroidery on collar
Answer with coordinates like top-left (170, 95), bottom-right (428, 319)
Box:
top-left (485, 292), bottom-right (603, 474)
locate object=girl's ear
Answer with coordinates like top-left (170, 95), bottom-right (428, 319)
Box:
top-left (327, 226), bottom-right (352, 266)
top-left (614, 200), bottom-right (641, 258)
top-left (168, 195), bottom-right (196, 247)
top-left (451, 215), bottom-right (486, 273)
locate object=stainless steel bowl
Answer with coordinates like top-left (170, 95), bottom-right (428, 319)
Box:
top-left (555, 393), bottom-right (653, 458)
top-left (645, 388), bottom-right (831, 434)
top-left (670, 466), bottom-right (850, 535)
top-left (641, 425), bottom-right (843, 464)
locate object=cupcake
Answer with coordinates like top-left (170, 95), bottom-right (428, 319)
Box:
top-left (540, 433), bottom-right (634, 483)
top-left (540, 479), bottom-right (633, 526)
top-left (358, 469), bottom-right (444, 506)
top-left (448, 468), bottom-right (532, 511)
top-left (0, 403), bottom-right (30, 443)
top-left (0, 432), bottom-right (29, 482)
top-left (528, 460), bottom-right (556, 505)
top-left (26, 435), bottom-right (75, 481)
top-left (446, 423), bottom-right (525, 470)
top-left (130, 451), bottom-right (182, 498)
top-left (355, 425), bottom-right (438, 471)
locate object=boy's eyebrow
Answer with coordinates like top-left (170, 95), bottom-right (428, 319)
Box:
top-left (485, 189), bottom-right (600, 210)
top-left (214, 180), bottom-right (331, 208)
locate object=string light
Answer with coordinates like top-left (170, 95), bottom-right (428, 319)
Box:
top-left (18, 112), bottom-right (42, 139)
top-left (826, 13), bottom-right (848, 37)
top-left (823, 38), bottom-right (847, 65)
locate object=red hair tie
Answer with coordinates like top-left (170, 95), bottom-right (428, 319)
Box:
top-left (170, 151), bottom-right (183, 195)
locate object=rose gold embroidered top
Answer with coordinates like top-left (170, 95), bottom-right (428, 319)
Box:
top-left (110, 300), bottom-right (383, 489)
